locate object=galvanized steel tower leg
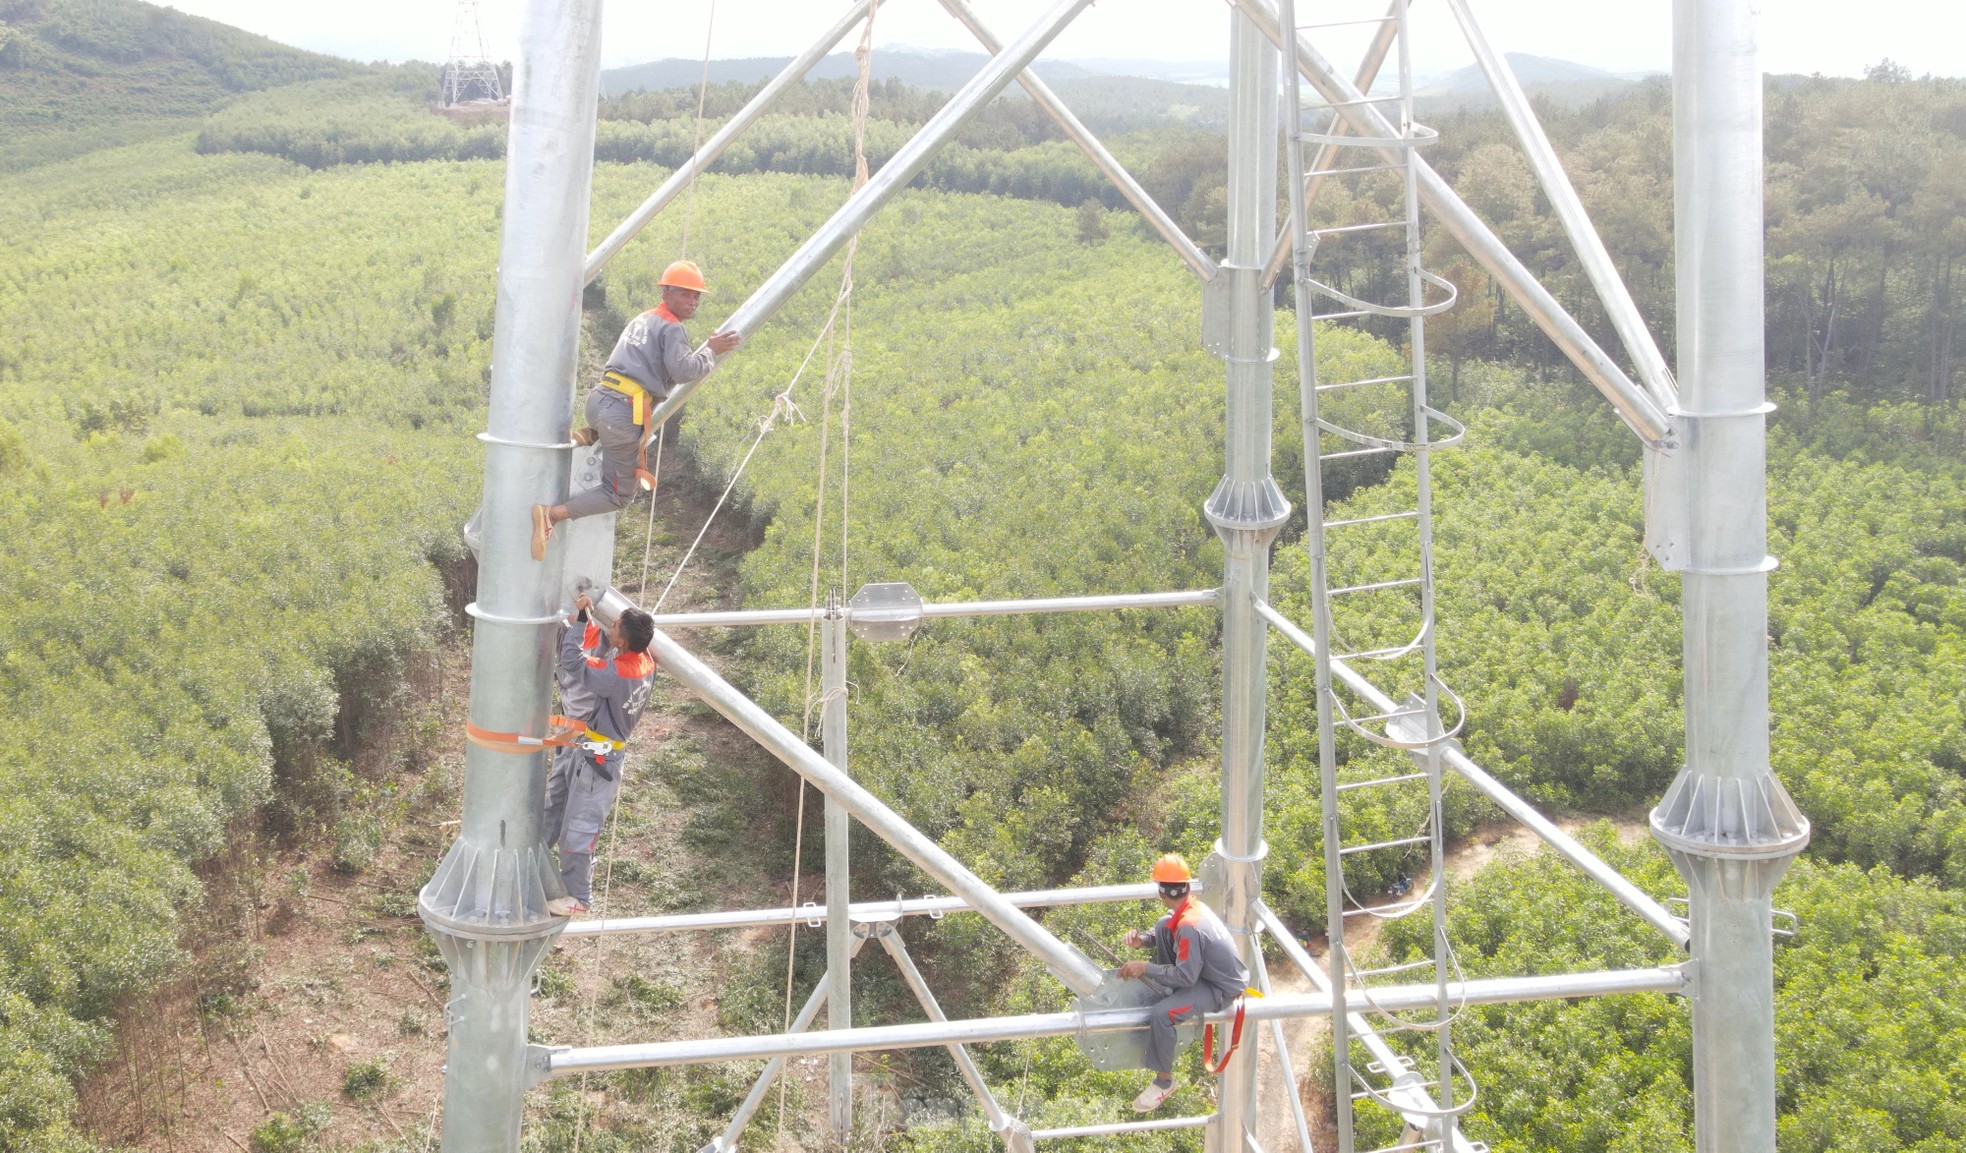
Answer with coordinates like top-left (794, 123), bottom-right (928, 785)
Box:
top-left (1202, 10), bottom-right (1288, 1152)
top-left (416, 1), bottom-right (605, 1150)
top-left (1649, 3), bottom-right (1809, 1152)
top-left (822, 600), bottom-right (853, 1142)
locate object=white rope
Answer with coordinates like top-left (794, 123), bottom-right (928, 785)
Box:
top-left (677, 0), bottom-right (720, 259)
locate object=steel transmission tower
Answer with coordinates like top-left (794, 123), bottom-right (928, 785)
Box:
top-left (421, 1), bottom-right (1804, 1151)
top-left (442, 0), bottom-right (506, 107)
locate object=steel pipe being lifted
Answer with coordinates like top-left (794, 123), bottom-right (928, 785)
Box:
top-left (643, 0), bottom-right (1100, 433)
top-left (1229, 0), bottom-right (1674, 447)
top-left (643, 627), bottom-right (1109, 996)
top-left (934, 0), bottom-right (1215, 282)
top-left (1253, 600), bottom-right (1691, 949)
top-left (642, 588), bottom-right (1220, 629)
top-left (1444, 0), bottom-right (1677, 410)
top-left (539, 967), bottom-right (1688, 1076)
top-left (563, 881), bottom-right (1167, 938)
top-left (582, 0), bottom-right (891, 286)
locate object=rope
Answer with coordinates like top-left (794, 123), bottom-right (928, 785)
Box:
top-left (775, 5), bottom-right (875, 1141)
top-left (677, 0), bottom-right (720, 259)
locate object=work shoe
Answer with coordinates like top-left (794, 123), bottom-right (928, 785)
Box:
top-left (545, 896), bottom-right (588, 918)
top-left (571, 427), bottom-right (599, 447)
top-left (531, 504), bottom-right (551, 561)
top-left (1130, 1080), bottom-right (1174, 1113)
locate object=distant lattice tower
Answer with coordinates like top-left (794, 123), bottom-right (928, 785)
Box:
top-left (441, 0), bottom-right (505, 108)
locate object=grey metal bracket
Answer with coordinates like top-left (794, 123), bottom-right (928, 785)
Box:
top-left (848, 580), bottom-right (924, 642)
top-left (524, 1044), bottom-right (569, 1089)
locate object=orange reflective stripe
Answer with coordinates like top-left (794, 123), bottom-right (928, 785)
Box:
top-left (615, 652), bottom-right (655, 678)
top-left (466, 715), bottom-right (585, 754)
top-left (1201, 989), bottom-right (1261, 1075)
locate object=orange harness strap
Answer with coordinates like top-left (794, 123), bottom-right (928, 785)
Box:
top-left (465, 715), bottom-right (586, 755)
top-left (1201, 989), bottom-right (1260, 1074)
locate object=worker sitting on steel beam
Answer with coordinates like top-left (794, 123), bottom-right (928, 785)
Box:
top-left (1116, 853), bottom-right (1249, 1112)
top-left (542, 593), bottom-right (660, 917)
top-left (531, 259), bottom-right (741, 560)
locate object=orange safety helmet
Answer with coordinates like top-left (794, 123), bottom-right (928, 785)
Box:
top-left (1151, 853), bottom-right (1193, 884)
top-left (658, 259), bottom-right (710, 294)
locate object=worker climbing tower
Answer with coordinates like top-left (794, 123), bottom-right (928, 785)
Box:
top-left (421, 1), bottom-right (1804, 1151)
top-left (441, 0), bottom-right (507, 108)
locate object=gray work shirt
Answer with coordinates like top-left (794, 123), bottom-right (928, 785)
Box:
top-left (604, 304), bottom-right (717, 397)
top-left (1144, 898), bottom-right (1249, 999)
top-left (555, 620), bottom-right (657, 746)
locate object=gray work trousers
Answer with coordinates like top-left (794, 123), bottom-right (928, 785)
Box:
top-left (563, 387), bottom-right (645, 520)
top-left (542, 742), bottom-right (625, 904)
top-left (1144, 982), bottom-right (1236, 1077)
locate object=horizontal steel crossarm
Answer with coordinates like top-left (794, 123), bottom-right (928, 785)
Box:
top-left (538, 968), bottom-right (1687, 1076)
top-left (582, 0), bottom-right (892, 286)
top-left (934, 0), bottom-right (1214, 281)
top-left (1253, 600), bottom-right (1691, 948)
top-left (1229, 0), bottom-right (1673, 446)
top-left (564, 881), bottom-right (1165, 938)
top-left (644, 627), bottom-right (1109, 995)
top-left (643, 588), bottom-right (1220, 629)
top-left (644, 0), bottom-right (1100, 433)
top-left (1443, 0), bottom-right (1676, 410)
top-left (1032, 1115), bottom-right (1214, 1139)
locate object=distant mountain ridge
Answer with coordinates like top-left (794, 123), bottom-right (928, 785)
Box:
top-left (600, 50), bottom-right (1094, 98)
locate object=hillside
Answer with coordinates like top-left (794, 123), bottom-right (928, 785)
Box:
top-left (0, 0), bottom-right (363, 168)
top-left (1, 11), bottom-right (1966, 1153)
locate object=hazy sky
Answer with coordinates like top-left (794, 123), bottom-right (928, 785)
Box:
top-left (159, 0), bottom-right (1961, 80)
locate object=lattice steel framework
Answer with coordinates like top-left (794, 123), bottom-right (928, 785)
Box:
top-left (418, 2), bottom-right (1806, 1151)
top-left (441, 0), bottom-right (506, 107)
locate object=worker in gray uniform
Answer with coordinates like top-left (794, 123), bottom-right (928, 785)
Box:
top-left (532, 259), bottom-right (740, 560)
top-left (542, 593), bottom-right (660, 916)
top-left (1117, 853), bottom-right (1250, 1111)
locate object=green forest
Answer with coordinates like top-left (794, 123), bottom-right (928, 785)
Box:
top-left (2, 0), bottom-right (1965, 1150)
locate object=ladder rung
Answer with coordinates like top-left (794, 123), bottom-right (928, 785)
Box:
top-left (1336, 771), bottom-right (1428, 793)
top-left (1328, 576), bottom-right (1424, 596)
top-left (1339, 834), bottom-right (1433, 856)
top-left (1323, 509), bottom-right (1419, 529)
top-left (1300, 93), bottom-right (1403, 114)
top-left (1310, 162), bottom-right (1407, 178)
top-left (1317, 373), bottom-right (1415, 393)
top-left (1331, 642), bottom-right (1419, 660)
top-left (1312, 221), bottom-right (1405, 237)
top-left (1320, 444), bottom-right (1398, 460)
top-left (1364, 1055), bottom-right (1416, 1075)
top-left (1297, 14), bottom-right (1397, 30)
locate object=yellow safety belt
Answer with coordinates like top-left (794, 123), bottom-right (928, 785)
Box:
top-left (601, 371), bottom-right (650, 425)
top-left (583, 726), bottom-right (626, 752)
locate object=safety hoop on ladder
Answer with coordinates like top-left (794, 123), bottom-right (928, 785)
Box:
top-left (1201, 988), bottom-right (1262, 1074)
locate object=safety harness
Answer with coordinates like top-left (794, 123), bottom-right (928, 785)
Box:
top-left (1202, 988), bottom-right (1260, 1074)
top-left (600, 369), bottom-right (663, 493)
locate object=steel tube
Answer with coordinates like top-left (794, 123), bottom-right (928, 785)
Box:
top-left (934, 0), bottom-right (1215, 281)
top-left (877, 930), bottom-right (1013, 1134)
top-left (418, 3), bottom-right (605, 1151)
top-left (1253, 600), bottom-right (1691, 948)
top-left (643, 0), bottom-right (1100, 432)
top-left (642, 588), bottom-right (1220, 629)
top-left (1229, 0), bottom-right (1674, 446)
top-left (582, 0), bottom-right (890, 285)
top-left (643, 628), bottom-right (1108, 995)
top-left (1443, 0), bottom-right (1677, 409)
top-left (707, 938), bottom-right (867, 1153)
top-left (542, 968), bottom-right (1687, 1075)
top-left (563, 882), bottom-right (1166, 938)
top-left (822, 606), bottom-right (852, 1139)
top-left (1653, 2), bottom-right (1809, 1151)
top-left (1211, 13), bottom-right (1284, 1149)
top-left (1032, 1116), bottom-right (1214, 1139)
